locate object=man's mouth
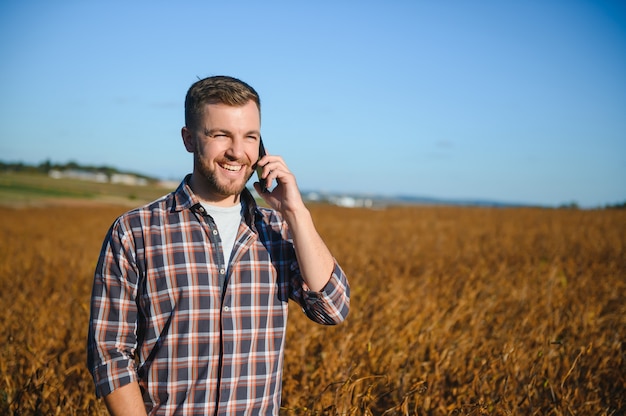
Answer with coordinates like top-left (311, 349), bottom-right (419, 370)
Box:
top-left (219, 163), bottom-right (243, 172)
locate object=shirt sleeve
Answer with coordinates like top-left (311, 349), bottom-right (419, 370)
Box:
top-left (86, 218), bottom-right (141, 398)
top-left (290, 259), bottom-right (351, 325)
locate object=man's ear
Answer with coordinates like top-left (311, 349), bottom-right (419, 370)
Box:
top-left (181, 127), bottom-right (195, 153)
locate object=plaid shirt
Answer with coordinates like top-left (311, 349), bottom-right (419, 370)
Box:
top-left (87, 176), bottom-right (350, 415)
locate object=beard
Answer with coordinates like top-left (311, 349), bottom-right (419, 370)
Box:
top-left (193, 147), bottom-right (254, 198)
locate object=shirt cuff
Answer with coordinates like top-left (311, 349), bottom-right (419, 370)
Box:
top-left (303, 262), bottom-right (349, 308)
top-left (92, 358), bottom-right (138, 398)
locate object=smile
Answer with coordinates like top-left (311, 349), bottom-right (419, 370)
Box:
top-left (219, 163), bottom-right (243, 172)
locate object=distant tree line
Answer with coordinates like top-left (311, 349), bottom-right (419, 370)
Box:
top-left (0, 159), bottom-right (156, 182)
top-left (558, 200), bottom-right (626, 210)
top-left (605, 201), bottom-right (626, 210)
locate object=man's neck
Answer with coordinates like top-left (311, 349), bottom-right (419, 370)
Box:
top-left (188, 173), bottom-right (241, 207)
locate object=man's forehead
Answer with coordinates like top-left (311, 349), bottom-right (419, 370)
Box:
top-left (199, 101), bottom-right (261, 130)
top-left (202, 100), bottom-right (260, 114)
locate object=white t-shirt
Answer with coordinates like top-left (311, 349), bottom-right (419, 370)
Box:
top-left (201, 202), bottom-right (243, 266)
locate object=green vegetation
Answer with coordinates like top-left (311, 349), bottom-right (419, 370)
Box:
top-left (0, 171), bottom-right (174, 207)
top-left (0, 159), bottom-right (155, 181)
top-left (0, 180), bottom-right (95, 198)
top-left (0, 159), bottom-right (179, 206)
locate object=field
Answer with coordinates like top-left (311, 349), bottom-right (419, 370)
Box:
top-left (0, 188), bottom-right (624, 414)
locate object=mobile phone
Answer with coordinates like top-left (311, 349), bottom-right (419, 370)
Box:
top-left (256, 137), bottom-right (269, 193)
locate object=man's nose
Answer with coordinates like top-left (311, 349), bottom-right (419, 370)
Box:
top-left (225, 137), bottom-right (245, 159)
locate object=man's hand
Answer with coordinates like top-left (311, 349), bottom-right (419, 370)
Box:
top-left (253, 153), bottom-right (307, 217)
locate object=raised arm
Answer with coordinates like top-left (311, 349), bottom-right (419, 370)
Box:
top-left (254, 154), bottom-right (335, 291)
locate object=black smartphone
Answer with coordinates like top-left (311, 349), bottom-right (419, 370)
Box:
top-left (256, 137), bottom-right (269, 193)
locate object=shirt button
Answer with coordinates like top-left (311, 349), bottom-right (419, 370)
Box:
top-left (224, 306), bottom-right (230, 312)
top-left (212, 229), bottom-right (218, 235)
top-left (219, 268), bottom-right (226, 275)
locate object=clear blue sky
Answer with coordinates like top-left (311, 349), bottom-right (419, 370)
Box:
top-left (1, 0), bottom-right (625, 207)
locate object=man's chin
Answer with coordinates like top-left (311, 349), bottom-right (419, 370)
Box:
top-left (213, 179), bottom-right (250, 197)
top-left (197, 167), bottom-right (253, 198)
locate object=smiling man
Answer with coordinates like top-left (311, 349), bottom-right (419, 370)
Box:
top-left (87, 75), bottom-right (350, 415)
top-left (183, 100), bottom-right (261, 205)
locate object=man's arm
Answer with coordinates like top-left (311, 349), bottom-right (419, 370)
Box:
top-left (281, 205), bottom-right (335, 291)
top-left (254, 154), bottom-right (336, 291)
top-left (87, 220), bottom-right (145, 412)
top-left (103, 382), bottom-right (147, 416)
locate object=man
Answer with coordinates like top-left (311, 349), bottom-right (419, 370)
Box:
top-left (87, 75), bottom-right (350, 415)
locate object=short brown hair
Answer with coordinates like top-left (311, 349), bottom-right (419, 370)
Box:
top-left (184, 75), bottom-right (261, 130)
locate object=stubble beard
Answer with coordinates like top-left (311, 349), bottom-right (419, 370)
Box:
top-left (194, 149), bottom-right (254, 198)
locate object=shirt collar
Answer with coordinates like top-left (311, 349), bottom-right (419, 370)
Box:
top-left (173, 174), bottom-right (260, 229)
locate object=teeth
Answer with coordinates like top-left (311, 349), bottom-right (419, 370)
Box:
top-left (221, 164), bottom-right (242, 172)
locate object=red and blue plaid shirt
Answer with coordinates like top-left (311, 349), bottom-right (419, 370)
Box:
top-left (87, 176), bottom-right (350, 415)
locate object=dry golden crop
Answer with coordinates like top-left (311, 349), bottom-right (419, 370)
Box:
top-left (1, 203), bottom-right (624, 415)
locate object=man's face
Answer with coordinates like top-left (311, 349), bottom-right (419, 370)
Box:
top-left (183, 101), bottom-right (261, 203)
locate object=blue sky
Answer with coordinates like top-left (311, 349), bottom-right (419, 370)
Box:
top-left (1, 1), bottom-right (625, 207)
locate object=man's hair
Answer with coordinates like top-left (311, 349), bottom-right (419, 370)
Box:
top-left (184, 75), bottom-right (261, 130)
